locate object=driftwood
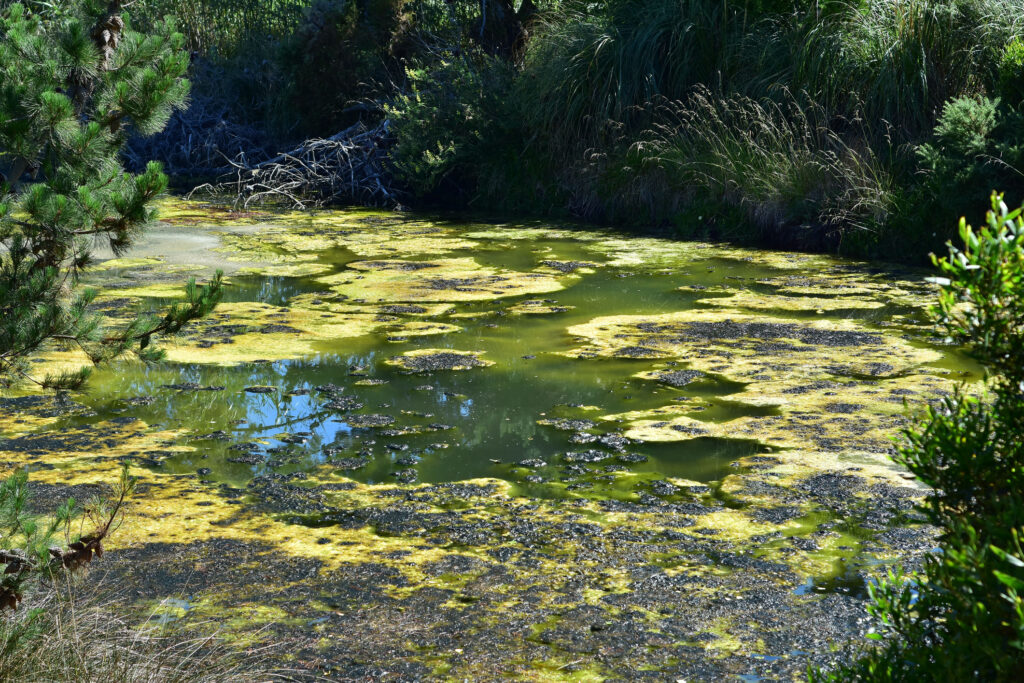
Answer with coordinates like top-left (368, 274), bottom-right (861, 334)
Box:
top-left (216, 119), bottom-right (397, 209)
top-left (124, 86), bottom-right (399, 209)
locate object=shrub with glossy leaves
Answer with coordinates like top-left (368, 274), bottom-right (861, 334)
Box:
top-left (823, 193), bottom-right (1024, 679)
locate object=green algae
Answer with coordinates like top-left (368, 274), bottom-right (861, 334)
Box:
top-left (234, 262), bottom-right (335, 278)
top-left (559, 309), bottom-right (949, 456)
top-left (384, 320), bottom-right (463, 337)
top-left (507, 300), bottom-right (576, 315)
top-left (587, 236), bottom-right (838, 270)
top-left (697, 289), bottom-right (886, 312)
top-left (316, 257), bottom-right (568, 303)
top-left (151, 196), bottom-right (283, 227)
top-left (757, 271), bottom-right (937, 308)
top-left (0, 197), bottom-right (977, 679)
top-left (160, 301), bottom-right (381, 365)
top-left (89, 256), bottom-right (166, 270)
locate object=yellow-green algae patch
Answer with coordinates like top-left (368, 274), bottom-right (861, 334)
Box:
top-left (161, 301), bottom-right (382, 365)
top-left (0, 197), bottom-right (964, 678)
top-left (208, 211), bottom-right (482, 264)
top-left (0, 403), bottom-right (936, 678)
top-left (0, 393), bottom-right (97, 438)
top-left (620, 372), bottom-right (950, 453)
top-left (385, 320), bottom-right (463, 337)
top-left (288, 293), bottom-right (456, 318)
top-left (0, 441), bottom-right (460, 584)
top-left (601, 401), bottom-right (715, 424)
top-left (89, 256), bottom-right (165, 271)
top-left (234, 262), bottom-right (334, 278)
top-left (151, 196), bottom-right (287, 227)
top-left (565, 309), bottom-right (951, 455)
top-left (462, 226), bottom-right (602, 241)
top-left (587, 236), bottom-right (838, 270)
top-left (757, 271), bottom-right (937, 309)
top-left (316, 257), bottom-right (567, 303)
top-left (566, 309), bottom-right (940, 374)
top-left (12, 348), bottom-right (96, 387)
top-left (696, 290), bottom-right (886, 312)
top-left (95, 282), bottom-right (198, 299)
top-left (506, 300), bottom-right (576, 315)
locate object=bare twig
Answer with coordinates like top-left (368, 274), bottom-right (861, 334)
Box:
top-left (206, 120), bottom-right (399, 209)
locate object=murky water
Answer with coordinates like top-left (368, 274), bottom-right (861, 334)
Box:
top-left (1, 203), bottom-right (983, 677)
top-left (54, 205), bottom-right (974, 502)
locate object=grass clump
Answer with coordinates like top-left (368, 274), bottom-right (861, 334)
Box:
top-left (0, 465), bottom-right (276, 681)
top-left (628, 89), bottom-right (893, 249)
top-left (0, 584), bottom-right (272, 682)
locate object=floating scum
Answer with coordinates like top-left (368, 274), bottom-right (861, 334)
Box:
top-left (0, 198), bottom-right (975, 678)
top-left (316, 257), bottom-right (568, 303)
top-left (0, 394), bottom-right (941, 677)
top-left (696, 290), bottom-right (887, 312)
top-left (387, 349), bottom-right (494, 372)
top-left (568, 308), bottom-right (950, 462)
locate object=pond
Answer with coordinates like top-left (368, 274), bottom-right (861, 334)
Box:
top-left (0, 200), bottom-right (975, 679)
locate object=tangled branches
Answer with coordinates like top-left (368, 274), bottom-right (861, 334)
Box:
top-left (206, 120), bottom-right (398, 209)
top-left (122, 96), bottom-right (273, 178)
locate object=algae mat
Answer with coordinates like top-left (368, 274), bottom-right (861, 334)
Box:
top-left (0, 198), bottom-right (977, 680)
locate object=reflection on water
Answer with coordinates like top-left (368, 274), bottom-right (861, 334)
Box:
top-left (67, 216), bottom-right (974, 501)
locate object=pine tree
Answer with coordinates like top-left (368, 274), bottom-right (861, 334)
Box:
top-left (0, 463), bottom-right (136, 611)
top-left (0, 1), bottom-right (222, 389)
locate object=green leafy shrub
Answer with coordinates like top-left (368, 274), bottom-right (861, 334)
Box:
top-left (997, 36), bottom-right (1024, 106)
top-left (386, 55), bottom-right (516, 201)
top-left (930, 95), bottom-right (999, 156)
top-left (897, 96), bottom-right (1024, 256)
top-left (823, 192), bottom-right (1024, 679)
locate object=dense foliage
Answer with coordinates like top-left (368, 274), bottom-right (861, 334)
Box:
top-left (823, 193), bottom-right (1024, 678)
top-left (138, 0), bottom-right (1024, 261)
top-left (0, 1), bottom-right (222, 389)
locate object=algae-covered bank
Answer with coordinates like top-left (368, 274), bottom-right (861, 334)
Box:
top-left (0, 199), bottom-right (976, 680)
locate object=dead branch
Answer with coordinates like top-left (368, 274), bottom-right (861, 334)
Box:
top-left (209, 119), bottom-right (400, 209)
top-left (122, 96), bottom-right (273, 178)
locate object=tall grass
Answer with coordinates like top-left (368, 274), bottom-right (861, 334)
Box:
top-left (518, 0), bottom-right (783, 146)
top-left (629, 88), bottom-right (893, 248)
top-left (793, 0), bottom-right (1021, 140)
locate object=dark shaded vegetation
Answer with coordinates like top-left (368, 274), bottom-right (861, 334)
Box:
top-left (126, 0), bottom-right (1024, 262)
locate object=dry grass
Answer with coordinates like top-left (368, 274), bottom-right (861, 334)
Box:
top-left (0, 575), bottom-right (292, 683)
